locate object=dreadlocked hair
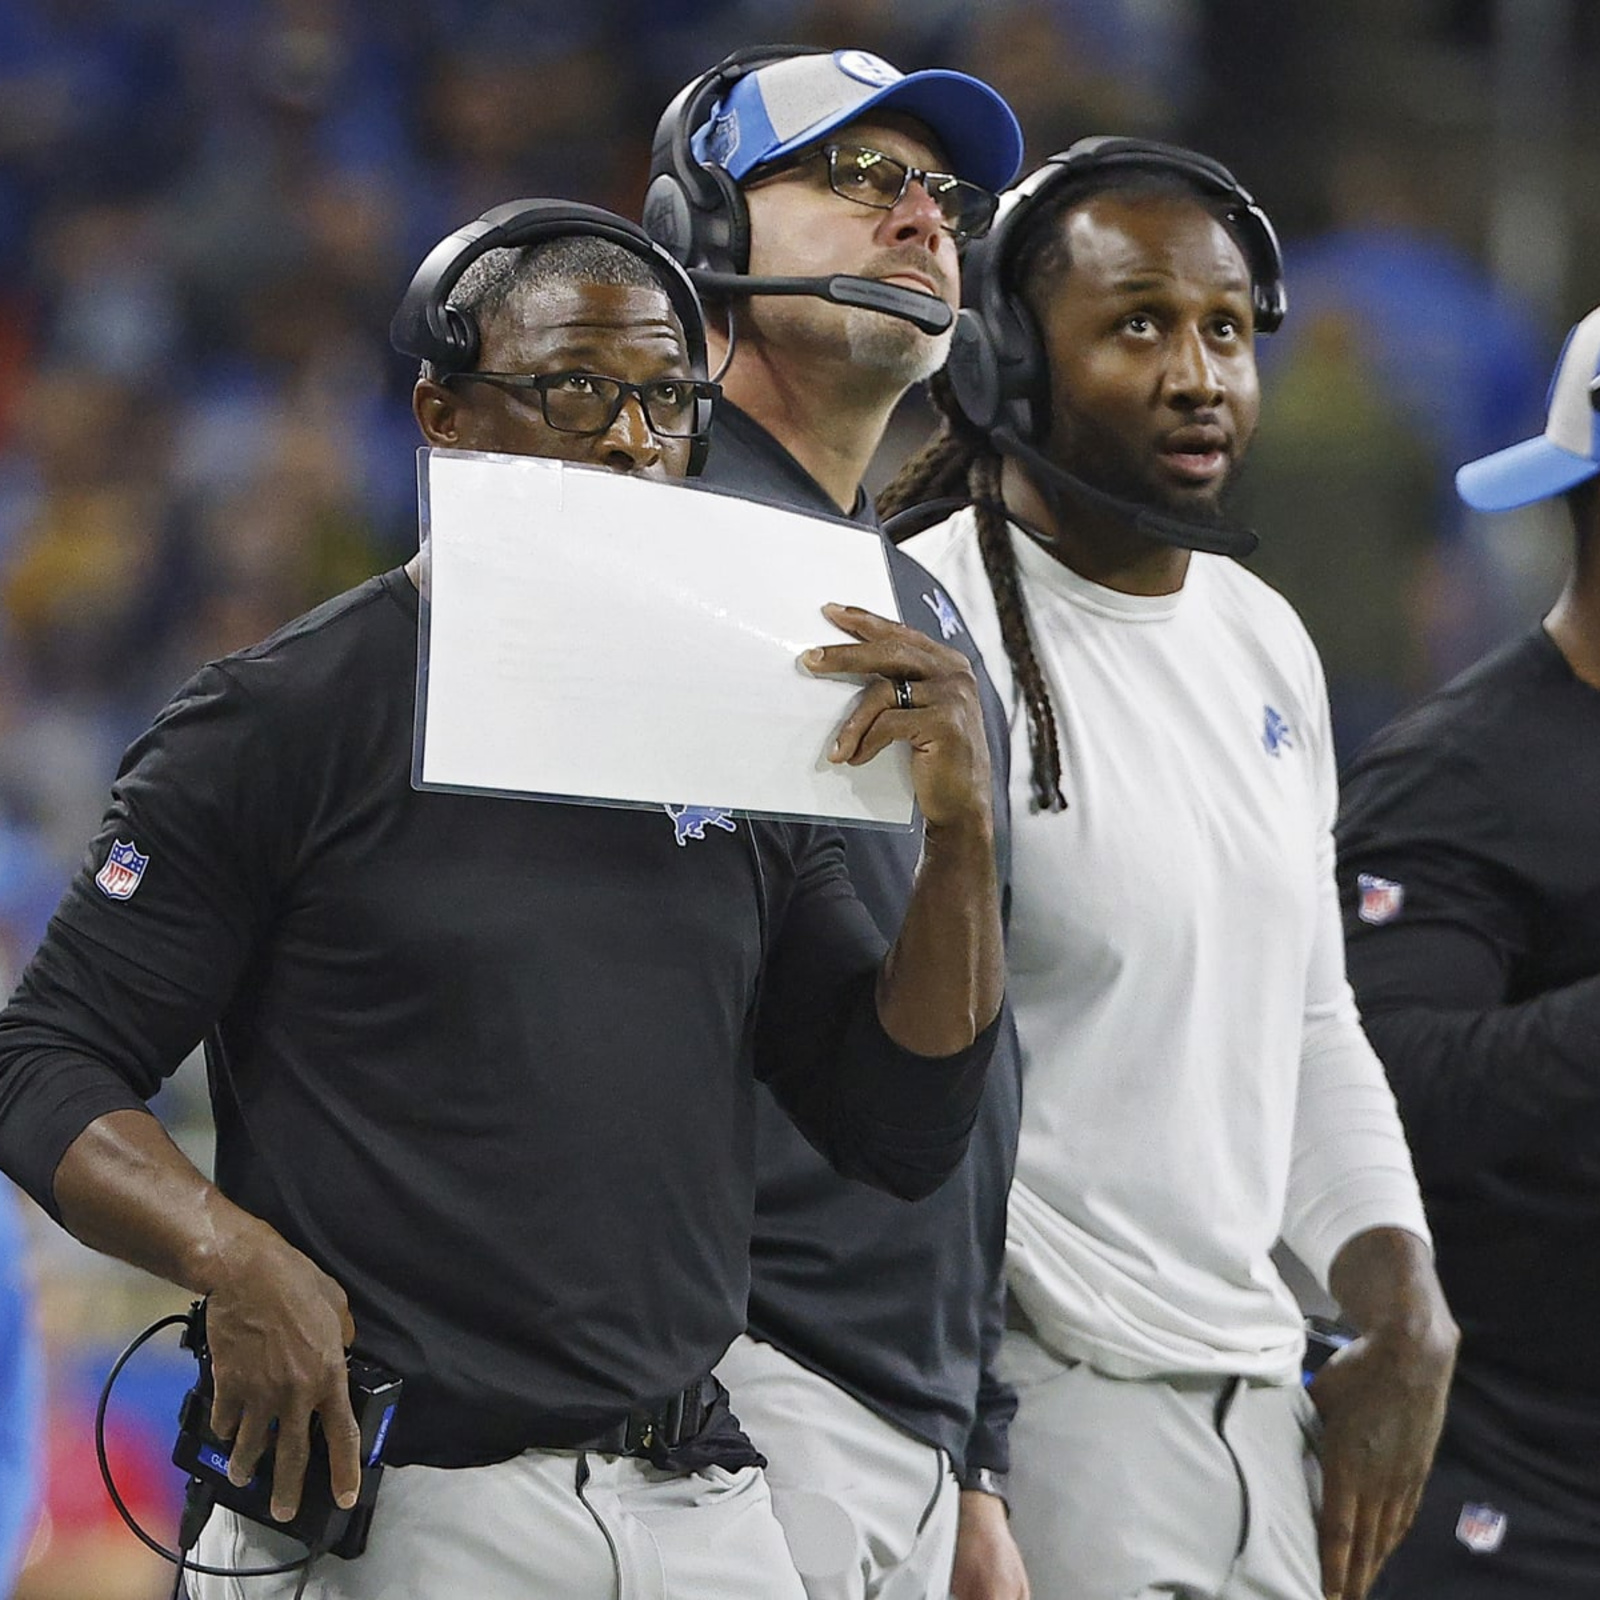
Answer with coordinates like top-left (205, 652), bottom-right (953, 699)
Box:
top-left (877, 373), bottom-right (1068, 813)
top-left (875, 412), bottom-right (972, 521)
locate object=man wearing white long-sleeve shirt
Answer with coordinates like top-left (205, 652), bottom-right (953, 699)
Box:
top-left (878, 138), bottom-right (1458, 1600)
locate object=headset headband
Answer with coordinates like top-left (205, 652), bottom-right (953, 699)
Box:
top-left (390, 199), bottom-right (714, 474)
top-left (390, 199), bottom-right (709, 379)
top-left (1013, 137), bottom-right (1285, 332)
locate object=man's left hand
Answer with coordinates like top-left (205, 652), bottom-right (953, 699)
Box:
top-left (950, 1488), bottom-right (1029, 1600)
top-left (802, 603), bottom-right (992, 832)
top-left (1310, 1308), bottom-right (1456, 1600)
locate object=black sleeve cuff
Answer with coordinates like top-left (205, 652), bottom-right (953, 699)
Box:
top-left (828, 998), bottom-right (1003, 1200)
top-left (0, 1047), bottom-right (153, 1220)
top-left (957, 1465), bottom-right (1010, 1512)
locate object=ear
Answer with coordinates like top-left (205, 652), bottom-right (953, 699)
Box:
top-left (413, 379), bottom-right (462, 446)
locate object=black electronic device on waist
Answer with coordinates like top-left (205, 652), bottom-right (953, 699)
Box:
top-left (170, 1300), bottom-right (404, 1560)
top-left (1301, 1314), bottom-right (1354, 1383)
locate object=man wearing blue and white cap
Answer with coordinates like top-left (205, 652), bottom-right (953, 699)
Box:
top-left (1338, 303), bottom-right (1600, 1599)
top-left (644, 46), bottom-right (1031, 1600)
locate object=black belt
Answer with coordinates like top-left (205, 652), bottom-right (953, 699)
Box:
top-left (578, 1376), bottom-right (715, 1459)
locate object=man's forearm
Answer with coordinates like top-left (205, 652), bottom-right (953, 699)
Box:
top-left (52, 1108), bottom-right (279, 1294)
top-left (1328, 1226), bottom-right (1456, 1346)
top-left (54, 1109), bottom-right (362, 1519)
top-left (876, 815), bottom-right (1004, 1056)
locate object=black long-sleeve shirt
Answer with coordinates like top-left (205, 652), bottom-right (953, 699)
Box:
top-left (699, 404), bottom-right (1021, 1476)
top-left (1336, 626), bottom-right (1600, 1513)
top-left (0, 567), bottom-right (997, 1469)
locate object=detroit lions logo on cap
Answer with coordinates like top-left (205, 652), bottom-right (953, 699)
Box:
top-left (665, 803), bottom-right (738, 847)
top-left (703, 111), bottom-right (742, 170)
top-left (833, 50), bottom-right (901, 87)
top-left (95, 839), bottom-right (149, 900)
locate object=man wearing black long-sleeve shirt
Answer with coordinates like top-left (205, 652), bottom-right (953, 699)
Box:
top-left (0, 203), bottom-right (1003, 1600)
top-left (1337, 304), bottom-right (1600, 1598)
top-left (643, 47), bottom-right (1028, 1600)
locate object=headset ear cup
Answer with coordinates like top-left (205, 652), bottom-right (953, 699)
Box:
top-left (695, 164), bottom-right (750, 277)
top-left (947, 311), bottom-right (1002, 434)
top-left (642, 172), bottom-right (695, 267)
top-left (641, 161), bottom-right (747, 277)
top-left (998, 303), bottom-right (1045, 443)
top-left (686, 390), bottom-right (716, 476)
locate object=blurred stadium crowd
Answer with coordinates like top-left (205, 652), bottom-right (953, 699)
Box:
top-left (0, 0), bottom-right (1596, 1594)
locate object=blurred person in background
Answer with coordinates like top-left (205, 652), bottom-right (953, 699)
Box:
top-left (9, 1237), bottom-right (177, 1600)
top-left (1234, 305), bottom-right (1440, 762)
top-left (645, 43), bottom-right (1030, 1600)
top-left (1338, 306), bottom-right (1600, 1599)
top-left (1241, 136), bottom-right (1550, 754)
top-left (969, 0), bottom-right (1201, 155)
top-left (0, 1182), bottom-right (42, 1596)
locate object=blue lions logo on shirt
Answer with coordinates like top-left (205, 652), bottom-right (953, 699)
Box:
top-left (1261, 705), bottom-right (1293, 756)
top-left (664, 804), bottom-right (738, 847)
top-left (702, 112), bottom-right (741, 169)
top-left (921, 588), bottom-right (964, 641)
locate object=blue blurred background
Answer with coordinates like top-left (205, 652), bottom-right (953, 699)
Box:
top-left (0, 2), bottom-right (1595, 1593)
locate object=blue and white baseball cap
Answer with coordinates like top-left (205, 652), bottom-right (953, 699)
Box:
top-left (692, 49), bottom-right (1024, 194)
top-left (1456, 305), bottom-right (1600, 511)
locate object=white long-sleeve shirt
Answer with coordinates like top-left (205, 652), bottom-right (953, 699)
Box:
top-left (904, 511), bottom-right (1428, 1384)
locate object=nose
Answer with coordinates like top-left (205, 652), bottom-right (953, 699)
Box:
top-left (597, 392), bottom-right (662, 474)
top-left (1163, 323), bottom-right (1225, 409)
top-left (878, 175), bottom-right (947, 251)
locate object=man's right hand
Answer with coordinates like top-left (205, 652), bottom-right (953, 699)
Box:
top-left (204, 1232), bottom-right (363, 1522)
top-left (50, 1108), bottom-right (365, 1524)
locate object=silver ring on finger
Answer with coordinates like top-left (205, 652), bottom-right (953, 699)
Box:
top-left (893, 678), bottom-right (915, 712)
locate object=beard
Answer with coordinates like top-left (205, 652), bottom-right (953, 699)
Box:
top-left (1049, 402), bottom-right (1238, 527)
top-left (843, 304), bottom-right (954, 384)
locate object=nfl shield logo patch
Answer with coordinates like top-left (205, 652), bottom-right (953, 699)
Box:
top-left (1455, 1501), bottom-right (1507, 1555)
top-left (95, 839), bottom-right (149, 901)
top-left (1357, 873), bottom-right (1404, 925)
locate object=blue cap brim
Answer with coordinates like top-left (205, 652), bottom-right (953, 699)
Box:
top-left (1455, 436), bottom-right (1600, 512)
top-left (765, 70), bottom-right (1024, 194)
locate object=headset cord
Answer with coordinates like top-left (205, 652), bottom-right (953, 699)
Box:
top-left (99, 1312), bottom-right (326, 1585)
top-left (168, 1546), bottom-right (319, 1600)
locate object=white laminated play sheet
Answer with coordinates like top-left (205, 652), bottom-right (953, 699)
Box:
top-left (414, 448), bottom-right (915, 828)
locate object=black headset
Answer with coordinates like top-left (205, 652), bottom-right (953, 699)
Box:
top-left (642, 45), bottom-right (824, 280)
top-left (390, 199), bottom-right (715, 474)
top-left (946, 136), bottom-right (1287, 447)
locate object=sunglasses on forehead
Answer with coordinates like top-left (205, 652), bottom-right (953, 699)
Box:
top-left (754, 143), bottom-right (1000, 243)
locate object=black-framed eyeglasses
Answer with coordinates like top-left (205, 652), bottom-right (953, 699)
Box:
top-left (444, 371), bottom-right (720, 437)
top-left (760, 143), bottom-right (999, 242)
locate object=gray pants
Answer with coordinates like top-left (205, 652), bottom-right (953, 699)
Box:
top-left (999, 1327), bottom-right (1324, 1600)
top-left (189, 1447), bottom-right (807, 1600)
top-left (716, 1334), bottom-right (959, 1600)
